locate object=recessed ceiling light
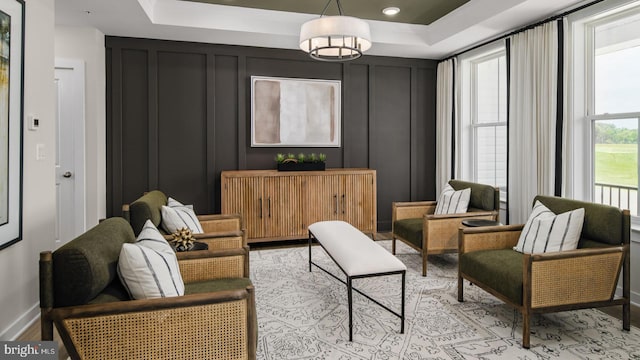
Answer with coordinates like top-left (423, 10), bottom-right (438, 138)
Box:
top-left (382, 7), bottom-right (400, 16)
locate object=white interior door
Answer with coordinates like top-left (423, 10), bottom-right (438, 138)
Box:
top-left (54, 59), bottom-right (86, 247)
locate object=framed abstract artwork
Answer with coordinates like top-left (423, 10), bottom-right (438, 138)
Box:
top-left (251, 76), bottom-right (341, 147)
top-left (0, 0), bottom-right (24, 250)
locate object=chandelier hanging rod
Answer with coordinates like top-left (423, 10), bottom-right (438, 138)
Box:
top-left (319, 0), bottom-right (344, 17)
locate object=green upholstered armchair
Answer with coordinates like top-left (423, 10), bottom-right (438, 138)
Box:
top-left (458, 195), bottom-right (630, 348)
top-left (122, 190), bottom-right (247, 251)
top-left (40, 217), bottom-right (256, 360)
top-left (392, 180), bottom-right (499, 276)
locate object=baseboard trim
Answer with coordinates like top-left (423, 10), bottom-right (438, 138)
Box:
top-left (615, 286), bottom-right (639, 308)
top-left (0, 302), bottom-right (39, 341)
top-left (632, 289), bottom-right (640, 308)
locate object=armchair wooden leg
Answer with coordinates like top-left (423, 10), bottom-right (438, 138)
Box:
top-left (623, 247), bottom-right (630, 331)
top-left (522, 310), bottom-right (531, 349)
top-left (41, 309), bottom-right (53, 341)
top-left (623, 303), bottom-right (631, 331)
top-left (392, 236), bottom-right (396, 255)
top-left (422, 253), bottom-right (427, 277)
top-left (247, 285), bottom-right (257, 360)
top-left (457, 275), bottom-right (464, 302)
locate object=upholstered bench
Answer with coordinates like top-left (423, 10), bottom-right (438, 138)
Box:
top-left (308, 220), bottom-right (406, 341)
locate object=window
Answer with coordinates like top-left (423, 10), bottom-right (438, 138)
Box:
top-left (592, 118), bottom-right (638, 214)
top-left (586, 8), bottom-right (640, 216)
top-left (460, 49), bottom-right (507, 200)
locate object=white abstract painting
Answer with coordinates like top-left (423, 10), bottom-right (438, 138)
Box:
top-left (251, 76), bottom-right (341, 147)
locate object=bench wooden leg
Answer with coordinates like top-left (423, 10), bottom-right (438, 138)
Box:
top-left (348, 276), bottom-right (353, 341)
top-left (308, 232), bottom-right (312, 272)
top-left (401, 271), bottom-right (405, 334)
top-left (347, 276), bottom-right (353, 341)
top-left (392, 236), bottom-right (396, 254)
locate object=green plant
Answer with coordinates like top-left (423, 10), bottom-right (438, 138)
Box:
top-left (274, 152), bottom-right (327, 164)
top-left (282, 153), bottom-right (297, 163)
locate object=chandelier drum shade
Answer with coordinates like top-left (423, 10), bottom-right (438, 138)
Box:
top-left (299, 0), bottom-right (371, 61)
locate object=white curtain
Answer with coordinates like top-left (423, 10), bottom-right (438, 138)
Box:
top-left (561, 18), bottom-right (573, 198)
top-left (508, 21), bottom-right (559, 224)
top-left (435, 58), bottom-right (457, 195)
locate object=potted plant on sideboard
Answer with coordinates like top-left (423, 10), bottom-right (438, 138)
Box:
top-left (276, 152), bottom-right (326, 171)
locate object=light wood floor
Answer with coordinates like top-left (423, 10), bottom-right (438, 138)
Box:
top-left (600, 305), bottom-right (640, 327)
top-left (17, 322), bottom-right (69, 360)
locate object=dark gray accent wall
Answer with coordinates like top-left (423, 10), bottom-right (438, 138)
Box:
top-left (106, 36), bottom-right (437, 231)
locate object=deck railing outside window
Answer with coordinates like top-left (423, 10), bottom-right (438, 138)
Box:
top-left (591, 117), bottom-right (638, 216)
top-left (594, 182), bottom-right (638, 215)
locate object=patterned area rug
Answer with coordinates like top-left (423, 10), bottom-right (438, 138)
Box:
top-left (250, 240), bottom-right (640, 359)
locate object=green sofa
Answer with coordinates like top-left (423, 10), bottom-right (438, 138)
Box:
top-left (40, 217), bottom-right (256, 360)
top-left (123, 190), bottom-right (247, 251)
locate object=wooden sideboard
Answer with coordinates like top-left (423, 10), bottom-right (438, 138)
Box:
top-left (221, 169), bottom-right (377, 243)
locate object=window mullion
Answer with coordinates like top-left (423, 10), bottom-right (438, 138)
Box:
top-left (471, 122), bottom-right (506, 128)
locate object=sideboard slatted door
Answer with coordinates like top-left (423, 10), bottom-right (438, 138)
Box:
top-left (221, 175), bottom-right (263, 239)
top-left (263, 176), bottom-right (305, 238)
top-left (342, 173), bottom-right (376, 234)
top-left (304, 174), bottom-right (341, 228)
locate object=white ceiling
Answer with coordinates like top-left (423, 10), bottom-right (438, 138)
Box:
top-left (55, 0), bottom-right (589, 59)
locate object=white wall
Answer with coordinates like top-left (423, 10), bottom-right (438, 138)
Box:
top-left (54, 26), bottom-right (106, 228)
top-left (0, 0), bottom-right (56, 340)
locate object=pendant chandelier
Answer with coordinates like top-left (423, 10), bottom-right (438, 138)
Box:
top-left (299, 0), bottom-right (372, 61)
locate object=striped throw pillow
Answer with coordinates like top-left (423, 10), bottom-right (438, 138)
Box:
top-left (161, 197), bottom-right (204, 234)
top-left (434, 184), bottom-right (471, 214)
top-left (514, 200), bottom-right (585, 253)
top-left (118, 220), bottom-right (185, 299)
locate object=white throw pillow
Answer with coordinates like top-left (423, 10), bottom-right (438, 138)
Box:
top-left (118, 220), bottom-right (185, 299)
top-left (434, 184), bottom-right (471, 214)
top-left (161, 197), bottom-right (204, 234)
top-left (514, 200), bottom-right (585, 254)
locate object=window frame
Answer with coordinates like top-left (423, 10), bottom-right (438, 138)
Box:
top-left (569, 0), bottom-right (640, 223)
top-left (461, 48), bottom-right (508, 201)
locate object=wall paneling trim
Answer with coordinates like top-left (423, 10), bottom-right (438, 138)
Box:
top-left (106, 36), bottom-right (437, 232)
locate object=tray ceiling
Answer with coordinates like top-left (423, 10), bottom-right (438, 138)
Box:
top-left (56, 0), bottom-right (587, 59)
top-left (179, 0), bottom-right (470, 25)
